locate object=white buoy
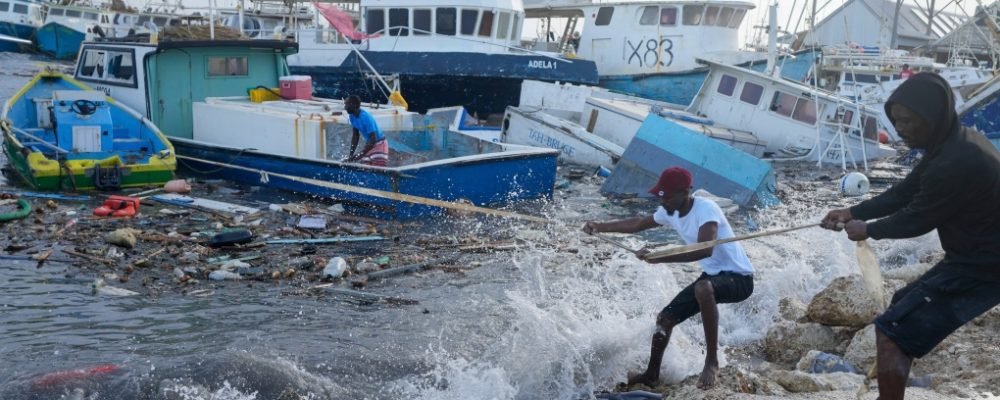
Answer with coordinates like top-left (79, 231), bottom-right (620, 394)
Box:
top-left (840, 172), bottom-right (870, 196)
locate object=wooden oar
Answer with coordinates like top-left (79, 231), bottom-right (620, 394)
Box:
top-left (645, 223), bottom-right (821, 261)
top-left (592, 233), bottom-right (639, 255)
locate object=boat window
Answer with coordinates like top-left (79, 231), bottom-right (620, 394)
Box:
top-left (460, 9), bottom-right (477, 35)
top-left (770, 91), bottom-right (796, 117)
top-left (718, 7), bottom-right (733, 27)
top-left (704, 6), bottom-right (720, 26)
top-left (207, 56), bottom-right (248, 77)
top-left (740, 82), bottom-right (763, 104)
top-left (660, 7), bottom-right (676, 26)
top-left (842, 109), bottom-right (854, 125)
top-left (49, 8), bottom-right (63, 16)
top-left (65, 9), bottom-right (81, 17)
top-left (683, 5), bottom-right (703, 26)
top-left (413, 9), bottom-right (430, 35)
top-left (436, 8), bottom-right (455, 35)
top-left (137, 15), bottom-right (149, 25)
top-left (79, 50), bottom-right (105, 78)
top-left (0, 3), bottom-right (8, 12)
top-left (101, 14), bottom-right (109, 23)
top-left (595, 7), bottom-right (613, 26)
top-left (478, 10), bottom-right (494, 37)
top-left (106, 52), bottom-right (134, 82)
top-left (153, 16), bottom-right (167, 26)
top-left (511, 14), bottom-right (520, 42)
top-left (729, 8), bottom-right (746, 28)
top-left (13, 3), bottom-right (26, 14)
top-left (366, 8), bottom-right (384, 35)
top-left (85, 12), bottom-right (98, 20)
top-left (847, 74), bottom-right (879, 84)
top-left (388, 8), bottom-right (408, 36)
top-left (496, 11), bottom-right (510, 39)
top-left (639, 6), bottom-right (658, 26)
top-left (792, 97), bottom-right (817, 124)
top-left (862, 115), bottom-right (878, 140)
top-left (717, 74), bottom-right (737, 96)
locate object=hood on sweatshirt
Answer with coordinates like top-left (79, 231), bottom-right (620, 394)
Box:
top-left (884, 72), bottom-right (959, 151)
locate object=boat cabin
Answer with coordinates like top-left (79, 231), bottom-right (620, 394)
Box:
top-left (690, 58), bottom-right (896, 166)
top-left (73, 40), bottom-right (298, 140)
top-left (523, 0), bottom-right (755, 76)
top-left (305, 0), bottom-right (525, 54)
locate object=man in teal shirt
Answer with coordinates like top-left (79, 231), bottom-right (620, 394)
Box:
top-left (345, 95), bottom-right (388, 166)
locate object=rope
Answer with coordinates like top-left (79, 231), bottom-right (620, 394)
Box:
top-left (174, 154), bottom-right (551, 224)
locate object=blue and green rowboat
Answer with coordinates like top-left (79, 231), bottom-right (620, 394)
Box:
top-left (1, 71), bottom-right (176, 190)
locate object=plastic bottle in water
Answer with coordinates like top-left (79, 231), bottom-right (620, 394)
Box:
top-left (323, 257), bottom-right (349, 279)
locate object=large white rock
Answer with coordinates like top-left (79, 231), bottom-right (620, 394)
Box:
top-left (764, 321), bottom-right (853, 364)
top-left (770, 369), bottom-right (866, 392)
top-left (806, 276), bottom-right (905, 327)
top-left (844, 324), bottom-right (878, 372)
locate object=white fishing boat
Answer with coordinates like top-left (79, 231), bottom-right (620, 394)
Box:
top-left (521, 0), bottom-right (820, 106)
top-left (0, 0), bottom-right (44, 53)
top-left (811, 44), bottom-right (993, 116)
top-left (286, 0), bottom-right (599, 115)
top-left (502, 79), bottom-right (766, 168)
top-left (689, 57), bottom-right (896, 169)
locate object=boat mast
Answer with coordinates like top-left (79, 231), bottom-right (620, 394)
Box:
top-left (890, 0), bottom-right (903, 48)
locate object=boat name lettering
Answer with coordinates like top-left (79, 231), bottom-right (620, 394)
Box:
top-left (625, 38), bottom-right (674, 68)
top-left (528, 60), bottom-right (558, 69)
top-left (528, 128), bottom-right (575, 156)
top-left (91, 85), bottom-right (111, 96)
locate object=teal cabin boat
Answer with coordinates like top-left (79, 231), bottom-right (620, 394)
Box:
top-left (1, 71), bottom-right (176, 190)
top-left (71, 39), bottom-right (558, 219)
top-left (0, 0), bottom-right (43, 52)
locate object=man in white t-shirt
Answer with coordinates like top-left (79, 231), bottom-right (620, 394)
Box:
top-left (583, 166), bottom-right (755, 390)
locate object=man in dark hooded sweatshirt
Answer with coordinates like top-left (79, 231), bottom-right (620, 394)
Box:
top-left (821, 73), bottom-right (1000, 400)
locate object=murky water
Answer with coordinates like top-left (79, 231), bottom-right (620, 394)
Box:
top-left (0, 52), bottom-right (942, 399)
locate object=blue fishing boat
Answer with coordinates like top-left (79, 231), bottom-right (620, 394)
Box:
top-left (959, 75), bottom-right (1000, 150)
top-left (1, 71), bottom-right (176, 190)
top-left (0, 0), bottom-right (43, 52)
top-left (601, 114), bottom-right (777, 208)
top-left (73, 39), bottom-right (559, 219)
top-left (287, 0), bottom-right (598, 115)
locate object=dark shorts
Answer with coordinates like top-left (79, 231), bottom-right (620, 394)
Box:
top-left (659, 271), bottom-right (754, 324)
top-left (875, 262), bottom-right (1000, 358)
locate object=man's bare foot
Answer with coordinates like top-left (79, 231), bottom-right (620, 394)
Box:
top-left (696, 362), bottom-right (719, 390)
top-left (627, 371), bottom-right (659, 387)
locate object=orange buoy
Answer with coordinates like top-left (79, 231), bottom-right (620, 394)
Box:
top-left (878, 130), bottom-right (890, 144)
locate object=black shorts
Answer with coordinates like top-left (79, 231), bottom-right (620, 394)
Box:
top-left (875, 262), bottom-right (1000, 358)
top-left (659, 271), bottom-right (754, 324)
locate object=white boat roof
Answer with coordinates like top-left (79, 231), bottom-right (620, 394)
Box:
top-left (524, 0), bottom-right (754, 10)
top-left (360, 0), bottom-right (524, 9)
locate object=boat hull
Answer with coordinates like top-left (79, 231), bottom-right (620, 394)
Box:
top-left (0, 21), bottom-right (35, 52)
top-left (170, 136), bottom-right (558, 220)
top-left (36, 22), bottom-right (85, 60)
top-left (960, 80), bottom-right (1000, 150)
top-left (289, 51), bottom-right (599, 115)
top-left (601, 114), bottom-right (777, 208)
top-left (502, 106), bottom-right (622, 168)
top-left (597, 49), bottom-right (818, 107)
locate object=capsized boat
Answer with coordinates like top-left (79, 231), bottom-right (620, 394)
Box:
top-left (1, 71), bottom-right (176, 190)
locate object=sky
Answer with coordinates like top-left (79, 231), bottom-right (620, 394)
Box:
top-left (149, 0), bottom-right (976, 50)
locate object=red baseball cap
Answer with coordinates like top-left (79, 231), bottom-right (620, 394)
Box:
top-left (648, 167), bottom-right (692, 198)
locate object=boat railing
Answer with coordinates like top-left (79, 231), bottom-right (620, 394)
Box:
top-left (301, 25), bottom-right (574, 63)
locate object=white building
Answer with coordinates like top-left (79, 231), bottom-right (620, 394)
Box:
top-left (795, 0), bottom-right (966, 51)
